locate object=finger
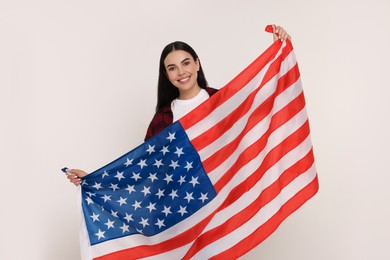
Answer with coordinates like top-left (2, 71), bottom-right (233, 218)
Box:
top-left (67, 169), bottom-right (79, 175)
top-left (67, 173), bottom-right (78, 179)
top-left (272, 24), bottom-right (278, 42)
top-left (70, 177), bottom-right (81, 186)
top-left (277, 27), bottom-right (285, 40)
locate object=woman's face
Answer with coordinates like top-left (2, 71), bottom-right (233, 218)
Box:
top-left (164, 50), bottom-right (200, 97)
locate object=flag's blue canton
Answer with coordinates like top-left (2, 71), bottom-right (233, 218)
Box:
top-left (81, 121), bottom-right (217, 245)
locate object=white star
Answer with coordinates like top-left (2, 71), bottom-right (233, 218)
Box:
top-left (137, 159), bottom-right (148, 169)
top-left (160, 145), bottom-right (170, 155)
top-left (153, 159), bottom-right (164, 168)
top-left (110, 210), bottom-right (119, 218)
top-left (155, 188), bottom-right (165, 199)
top-left (177, 206), bottom-right (188, 216)
top-left (95, 229), bottom-right (105, 240)
top-left (131, 172), bottom-right (142, 181)
top-left (85, 197), bottom-right (94, 205)
top-left (117, 197), bottom-right (127, 206)
top-left (139, 217), bottom-right (149, 228)
top-left (184, 161), bottom-right (193, 172)
top-left (169, 160), bottom-right (180, 170)
top-left (81, 179), bottom-right (88, 186)
top-left (141, 186), bottom-right (151, 196)
top-left (178, 175), bottom-right (186, 185)
top-left (132, 200), bottom-right (142, 210)
top-left (124, 212), bottom-right (133, 223)
top-left (184, 192), bottom-right (194, 203)
top-left (199, 192), bottom-right (209, 203)
top-left (155, 218), bottom-right (166, 229)
top-left (146, 144), bottom-right (155, 154)
top-left (166, 132), bottom-right (176, 142)
top-left (120, 223), bottom-right (130, 233)
top-left (164, 174), bottom-right (173, 184)
top-left (124, 158), bottom-right (133, 167)
top-left (148, 172), bottom-right (158, 182)
top-left (104, 219), bottom-right (115, 229)
top-left (92, 182), bottom-right (103, 190)
top-left (86, 192), bottom-right (96, 197)
top-left (109, 183), bottom-right (119, 191)
top-left (189, 176), bottom-right (200, 187)
top-left (101, 194), bottom-right (111, 202)
top-left (146, 202), bottom-right (157, 213)
top-left (90, 212), bottom-right (100, 222)
top-left (174, 147), bottom-right (185, 157)
top-left (162, 206), bottom-right (172, 217)
top-left (168, 189), bottom-right (179, 200)
top-left (125, 184), bottom-right (136, 194)
top-left (114, 171), bottom-right (125, 181)
top-left (102, 171), bottom-right (109, 178)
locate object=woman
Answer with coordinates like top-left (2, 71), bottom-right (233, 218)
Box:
top-left (66, 25), bottom-right (291, 185)
top-left (144, 40), bottom-right (218, 141)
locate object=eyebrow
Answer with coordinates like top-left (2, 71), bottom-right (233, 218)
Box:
top-left (166, 58), bottom-right (191, 68)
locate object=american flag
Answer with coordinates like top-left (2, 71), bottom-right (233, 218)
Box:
top-left (79, 35), bottom-right (319, 260)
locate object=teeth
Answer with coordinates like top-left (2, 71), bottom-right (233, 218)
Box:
top-left (179, 77), bottom-right (190, 82)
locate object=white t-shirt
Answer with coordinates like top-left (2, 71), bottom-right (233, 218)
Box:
top-left (171, 88), bottom-right (209, 122)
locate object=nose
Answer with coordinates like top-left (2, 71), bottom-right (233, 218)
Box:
top-left (177, 66), bottom-right (184, 76)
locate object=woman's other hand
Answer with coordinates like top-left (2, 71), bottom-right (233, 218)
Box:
top-left (273, 25), bottom-right (291, 42)
top-left (66, 169), bottom-right (87, 186)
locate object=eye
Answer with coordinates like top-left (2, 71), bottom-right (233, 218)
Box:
top-left (183, 61), bottom-right (191, 66)
top-left (167, 66), bottom-right (176, 72)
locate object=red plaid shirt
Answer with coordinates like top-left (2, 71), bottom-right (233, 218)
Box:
top-left (144, 87), bottom-right (218, 141)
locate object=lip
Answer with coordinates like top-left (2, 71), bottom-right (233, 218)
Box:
top-left (178, 76), bottom-right (190, 83)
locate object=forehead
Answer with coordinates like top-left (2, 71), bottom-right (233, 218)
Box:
top-left (164, 50), bottom-right (193, 66)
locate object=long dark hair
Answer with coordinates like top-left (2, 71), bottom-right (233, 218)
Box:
top-left (156, 41), bottom-right (208, 111)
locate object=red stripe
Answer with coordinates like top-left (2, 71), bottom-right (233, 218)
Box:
top-left (217, 119), bottom-right (311, 209)
top-left (211, 175), bottom-right (319, 260)
top-left (190, 43), bottom-right (295, 152)
top-left (180, 40), bottom-right (291, 131)
top-left (213, 92), bottom-right (307, 192)
top-left (94, 213), bottom-right (215, 260)
top-left (199, 64), bottom-right (301, 174)
top-left (182, 149), bottom-right (315, 259)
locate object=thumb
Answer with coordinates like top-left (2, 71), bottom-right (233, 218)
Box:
top-left (272, 24), bottom-right (279, 42)
top-left (68, 169), bottom-right (87, 178)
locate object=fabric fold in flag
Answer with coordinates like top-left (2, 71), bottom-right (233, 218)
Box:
top-left (78, 38), bottom-right (319, 260)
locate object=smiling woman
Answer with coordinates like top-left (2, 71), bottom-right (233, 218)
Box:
top-left (65, 25), bottom-right (291, 184)
top-left (145, 41), bottom-right (219, 142)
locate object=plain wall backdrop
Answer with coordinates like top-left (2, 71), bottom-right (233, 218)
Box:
top-left (1, 0), bottom-right (389, 259)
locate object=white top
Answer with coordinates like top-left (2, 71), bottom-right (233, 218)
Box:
top-left (171, 88), bottom-right (209, 122)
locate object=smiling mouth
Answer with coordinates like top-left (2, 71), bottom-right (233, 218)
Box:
top-left (178, 76), bottom-right (190, 83)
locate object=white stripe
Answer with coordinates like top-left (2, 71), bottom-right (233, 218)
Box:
top-left (207, 80), bottom-right (304, 184)
top-left (185, 41), bottom-right (287, 139)
top-left (196, 50), bottom-right (298, 162)
top-left (198, 71), bottom-right (279, 161)
top-left (193, 163), bottom-right (317, 259)
top-left (203, 134), bottom-right (313, 235)
top-left (78, 187), bottom-right (93, 260)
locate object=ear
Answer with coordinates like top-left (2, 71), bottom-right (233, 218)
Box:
top-left (196, 58), bottom-right (200, 71)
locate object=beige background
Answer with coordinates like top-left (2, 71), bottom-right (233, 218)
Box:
top-left (1, 0), bottom-right (389, 259)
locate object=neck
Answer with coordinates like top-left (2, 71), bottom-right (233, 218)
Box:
top-left (178, 85), bottom-right (202, 100)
